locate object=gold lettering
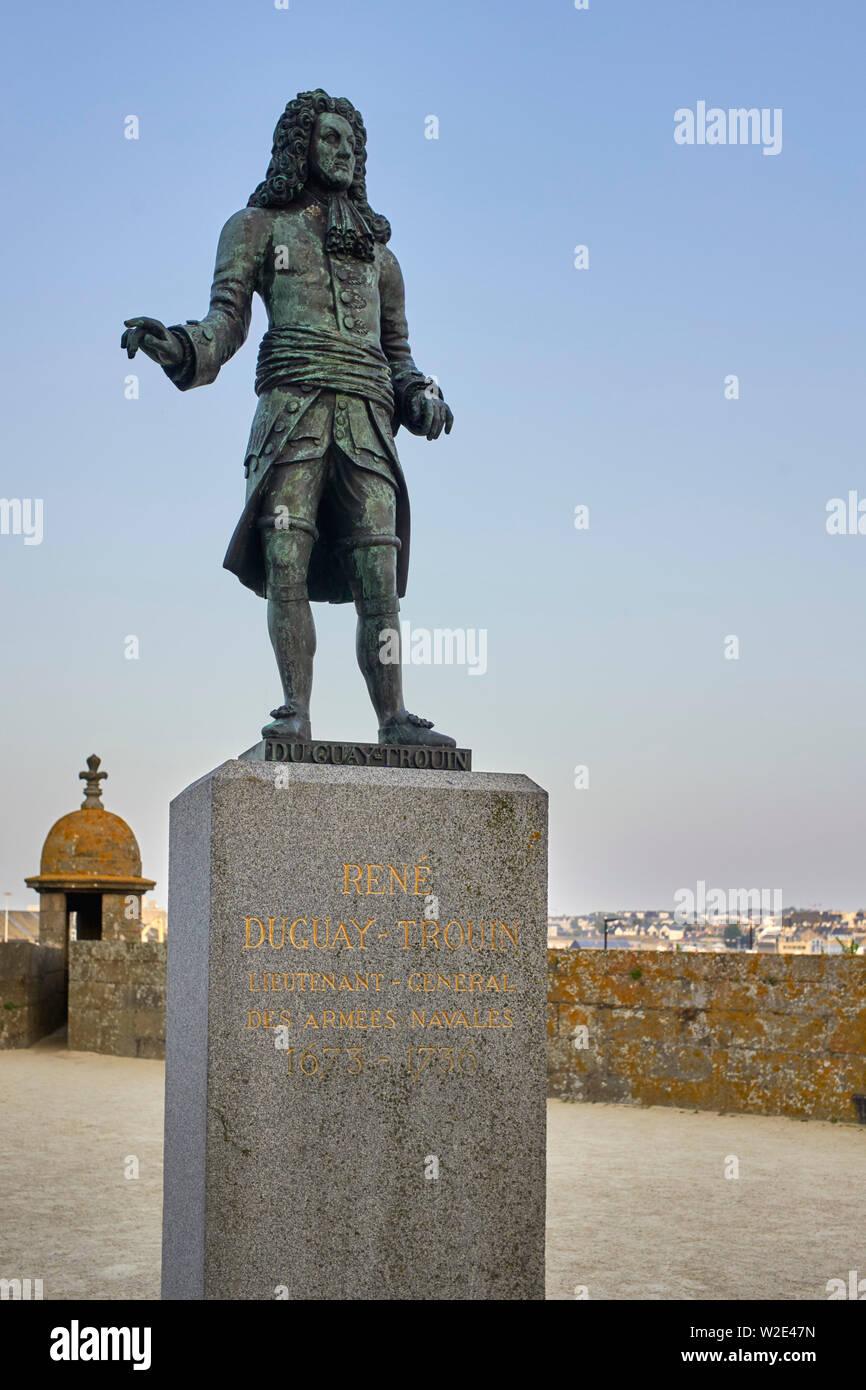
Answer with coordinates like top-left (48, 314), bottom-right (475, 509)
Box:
top-left (355, 918), bottom-right (374, 947)
top-left (268, 916), bottom-right (286, 949)
top-left (413, 861), bottom-right (432, 895)
top-left (249, 973), bottom-right (261, 991)
top-left (342, 863), bottom-right (363, 893)
top-left (244, 917), bottom-right (266, 949)
top-left (289, 918), bottom-right (309, 948)
top-left (366, 864), bottom-right (385, 894)
top-left (421, 920), bottom-right (440, 950)
top-left (467, 920), bottom-right (487, 950)
top-left (399, 919), bottom-right (418, 947)
top-left (389, 865), bottom-right (408, 894)
top-left (497, 921), bottom-right (519, 950)
top-left (330, 922), bottom-right (353, 948)
top-left (248, 1010), bottom-right (262, 1028)
top-left (312, 918), bottom-right (330, 948)
top-left (444, 920), bottom-right (464, 949)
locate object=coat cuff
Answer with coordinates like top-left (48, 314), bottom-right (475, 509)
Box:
top-left (390, 362), bottom-right (438, 428)
top-left (163, 325), bottom-right (196, 390)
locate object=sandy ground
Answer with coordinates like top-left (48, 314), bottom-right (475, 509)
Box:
top-left (546, 1098), bottom-right (866, 1301)
top-left (0, 1032), bottom-right (164, 1301)
top-left (1, 1034), bottom-right (863, 1301)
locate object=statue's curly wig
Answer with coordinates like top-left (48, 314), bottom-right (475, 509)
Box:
top-left (247, 89), bottom-right (391, 244)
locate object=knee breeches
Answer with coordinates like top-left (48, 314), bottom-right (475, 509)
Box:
top-left (259, 452), bottom-right (400, 611)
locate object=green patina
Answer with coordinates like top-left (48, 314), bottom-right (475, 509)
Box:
top-left (122, 90), bottom-right (457, 752)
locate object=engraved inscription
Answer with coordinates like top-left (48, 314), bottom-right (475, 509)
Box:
top-left (237, 858), bottom-right (528, 1075)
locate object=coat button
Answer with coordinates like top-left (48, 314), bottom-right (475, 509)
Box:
top-left (264, 442), bottom-right (274, 454)
top-left (202, 325), bottom-right (214, 341)
top-left (340, 290), bottom-right (352, 303)
top-left (287, 400), bottom-right (299, 412)
top-left (344, 316), bottom-right (354, 329)
top-left (273, 420), bottom-right (286, 431)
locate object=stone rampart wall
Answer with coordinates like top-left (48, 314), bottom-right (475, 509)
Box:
top-left (548, 948), bottom-right (866, 1123)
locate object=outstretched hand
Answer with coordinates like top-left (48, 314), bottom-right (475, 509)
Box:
top-left (404, 387), bottom-right (454, 441)
top-left (121, 317), bottom-right (184, 368)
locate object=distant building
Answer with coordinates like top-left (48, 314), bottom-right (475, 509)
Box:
top-left (2, 908), bottom-right (40, 942)
top-left (141, 900), bottom-right (167, 943)
top-left (547, 906), bottom-right (866, 955)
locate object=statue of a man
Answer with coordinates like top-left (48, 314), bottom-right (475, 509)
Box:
top-left (122, 89), bottom-right (455, 748)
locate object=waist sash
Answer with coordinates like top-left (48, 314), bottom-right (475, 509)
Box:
top-left (255, 326), bottom-right (394, 413)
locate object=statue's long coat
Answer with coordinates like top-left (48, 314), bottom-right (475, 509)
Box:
top-left (164, 196), bottom-right (422, 603)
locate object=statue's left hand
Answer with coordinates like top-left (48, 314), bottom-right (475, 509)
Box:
top-left (404, 387), bottom-right (454, 441)
top-left (121, 317), bottom-right (184, 368)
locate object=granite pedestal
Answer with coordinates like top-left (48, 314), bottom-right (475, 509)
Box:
top-left (163, 759), bottom-right (547, 1300)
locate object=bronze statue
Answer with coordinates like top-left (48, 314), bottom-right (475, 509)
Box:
top-left (122, 90), bottom-right (455, 748)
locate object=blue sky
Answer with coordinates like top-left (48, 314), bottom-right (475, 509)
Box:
top-left (2, 0), bottom-right (864, 913)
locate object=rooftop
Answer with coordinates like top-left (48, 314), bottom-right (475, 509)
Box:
top-left (25, 755), bottom-right (155, 894)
